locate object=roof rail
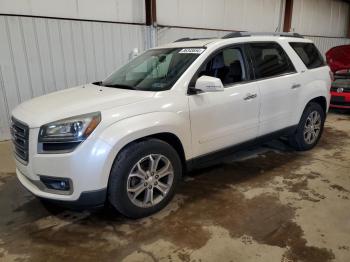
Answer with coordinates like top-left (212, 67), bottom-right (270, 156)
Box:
top-left (222, 31), bottom-right (304, 39)
top-left (173, 37), bottom-right (214, 42)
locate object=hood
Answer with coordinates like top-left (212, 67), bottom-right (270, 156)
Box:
top-left (326, 45), bottom-right (350, 73)
top-left (12, 84), bottom-right (154, 128)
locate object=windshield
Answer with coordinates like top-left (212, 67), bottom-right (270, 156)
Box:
top-left (101, 48), bottom-right (204, 91)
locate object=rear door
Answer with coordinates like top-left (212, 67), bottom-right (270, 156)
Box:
top-left (247, 42), bottom-right (300, 136)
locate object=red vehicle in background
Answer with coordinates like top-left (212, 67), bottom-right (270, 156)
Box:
top-left (326, 45), bottom-right (350, 109)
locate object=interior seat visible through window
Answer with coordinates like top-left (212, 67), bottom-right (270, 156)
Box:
top-left (195, 47), bottom-right (246, 86)
top-left (226, 61), bottom-right (243, 83)
top-left (209, 53), bottom-right (229, 80)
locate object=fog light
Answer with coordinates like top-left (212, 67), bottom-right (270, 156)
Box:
top-left (40, 176), bottom-right (71, 191)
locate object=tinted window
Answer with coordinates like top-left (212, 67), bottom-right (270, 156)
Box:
top-left (290, 42), bottom-right (325, 69)
top-left (194, 47), bottom-right (247, 86)
top-left (248, 42), bottom-right (296, 79)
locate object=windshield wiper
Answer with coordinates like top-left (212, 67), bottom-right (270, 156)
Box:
top-left (92, 81), bottom-right (102, 86)
top-left (101, 83), bottom-right (136, 90)
top-left (92, 80), bottom-right (136, 90)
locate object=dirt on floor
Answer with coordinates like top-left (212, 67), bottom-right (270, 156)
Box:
top-left (0, 111), bottom-right (349, 262)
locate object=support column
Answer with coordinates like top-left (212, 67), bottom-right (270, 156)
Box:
top-left (283, 0), bottom-right (294, 32)
top-left (145, 0), bottom-right (157, 48)
top-left (145, 0), bottom-right (157, 26)
top-left (347, 5), bottom-right (350, 38)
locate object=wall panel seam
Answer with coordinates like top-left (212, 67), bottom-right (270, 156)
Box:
top-left (69, 21), bottom-right (79, 85)
top-left (4, 16), bottom-right (21, 103)
top-left (58, 21), bottom-right (68, 88)
top-left (32, 18), bottom-right (46, 94)
top-left (45, 19), bottom-right (57, 91)
top-left (101, 23), bottom-right (108, 77)
top-left (79, 21), bottom-right (89, 83)
top-left (0, 66), bottom-right (10, 122)
top-left (19, 17), bottom-right (34, 98)
top-left (90, 22), bottom-right (98, 80)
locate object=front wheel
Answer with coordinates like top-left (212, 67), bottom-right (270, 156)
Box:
top-left (289, 102), bottom-right (325, 151)
top-left (108, 139), bottom-right (182, 218)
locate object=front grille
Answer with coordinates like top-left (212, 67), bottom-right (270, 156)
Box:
top-left (11, 117), bottom-right (29, 164)
top-left (331, 87), bottom-right (350, 93)
top-left (335, 73), bottom-right (350, 79)
top-left (331, 79), bottom-right (350, 93)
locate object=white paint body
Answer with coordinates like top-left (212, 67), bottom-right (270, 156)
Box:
top-left (12, 36), bottom-right (331, 201)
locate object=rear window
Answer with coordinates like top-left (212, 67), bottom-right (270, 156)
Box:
top-left (248, 42), bottom-right (296, 79)
top-left (289, 42), bottom-right (325, 69)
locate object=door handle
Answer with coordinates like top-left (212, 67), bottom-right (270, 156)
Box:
top-left (291, 84), bottom-right (301, 89)
top-left (244, 93), bottom-right (257, 100)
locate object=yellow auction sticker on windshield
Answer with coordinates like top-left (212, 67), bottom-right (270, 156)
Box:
top-left (179, 48), bottom-right (205, 54)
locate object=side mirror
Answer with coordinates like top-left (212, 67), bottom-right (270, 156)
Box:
top-left (194, 76), bottom-right (224, 93)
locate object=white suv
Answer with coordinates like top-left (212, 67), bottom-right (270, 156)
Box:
top-left (11, 32), bottom-right (331, 218)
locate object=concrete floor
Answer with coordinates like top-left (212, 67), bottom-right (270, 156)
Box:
top-left (0, 111), bottom-right (349, 262)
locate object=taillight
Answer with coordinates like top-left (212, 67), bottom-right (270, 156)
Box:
top-left (329, 70), bottom-right (334, 82)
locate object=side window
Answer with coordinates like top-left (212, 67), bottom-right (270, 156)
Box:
top-left (289, 42), bottom-right (325, 69)
top-left (195, 47), bottom-right (247, 86)
top-left (248, 42), bottom-right (296, 79)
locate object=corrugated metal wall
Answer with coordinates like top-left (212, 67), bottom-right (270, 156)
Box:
top-left (157, 27), bottom-right (227, 45)
top-left (1, 0), bottom-right (350, 141)
top-left (306, 36), bottom-right (350, 56)
top-left (156, 26), bottom-right (350, 56)
top-left (156, 0), bottom-right (284, 32)
top-left (0, 15), bottom-right (148, 140)
top-left (0, 0), bottom-right (145, 24)
top-left (292, 0), bottom-right (349, 37)
top-left (156, 0), bottom-right (349, 38)
top-left (156, 0), bottom-right (350, 57)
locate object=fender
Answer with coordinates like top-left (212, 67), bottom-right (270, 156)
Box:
top-left (98, 111), bottom-right (192, 185)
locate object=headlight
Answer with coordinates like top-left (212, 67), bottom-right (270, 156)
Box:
top-left (39, 112), bottom-right (101, 143)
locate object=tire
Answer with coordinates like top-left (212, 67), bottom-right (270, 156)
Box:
top-left (108, 139), bottom-right (182, 218)
top-left (289, 102), bottom-right (325, 151)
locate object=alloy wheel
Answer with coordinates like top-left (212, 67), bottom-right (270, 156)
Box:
top-left (303, 110), bottom-right (321, 145)
top-left (126, 154), bottom-right (174, 208)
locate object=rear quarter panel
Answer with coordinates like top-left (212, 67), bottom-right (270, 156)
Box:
top-left (296, 66), bottom-right (331, 123)
top-left (280, 39), bottom-right (331, 124)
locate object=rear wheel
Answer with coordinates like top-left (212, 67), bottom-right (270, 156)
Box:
top-left (108, 139), bottom-right (182, 218)
top-left (289, 102), bottom-right (325, 151)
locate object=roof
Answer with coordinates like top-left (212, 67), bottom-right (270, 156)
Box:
top-left (154, 39), bottom-right (219, 49)
top-left (155, 34), bottom-right (312, 49)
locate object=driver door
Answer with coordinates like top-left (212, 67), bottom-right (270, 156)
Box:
top-left (188, 45), bottom-right (260, 158)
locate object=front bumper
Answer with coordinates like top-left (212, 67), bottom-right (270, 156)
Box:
top-left (17, 169), bottom-right (107, 208)
top-left (330, 78), bottom-right (350, 109)
top-left (14, 126), bottom-right (114, 204)
top-left (330, 91), bottom-right (350, 109)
